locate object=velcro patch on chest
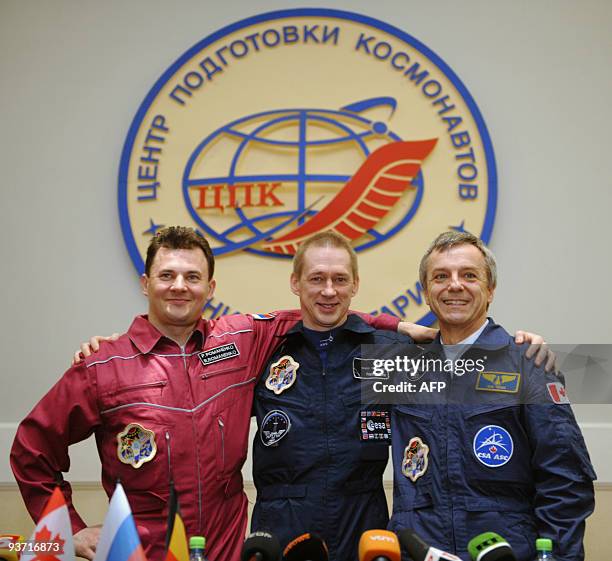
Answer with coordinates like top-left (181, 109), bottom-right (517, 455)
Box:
top-left (475, 371), bottom-right (520, 393)
top-left (360, 410), bottom-right (391, 441)
top-left (198, 342), bottom-right (240, 366)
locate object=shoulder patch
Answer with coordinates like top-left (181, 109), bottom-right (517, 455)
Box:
top-left (251, 313), bottom-right (276, 320)
top-left (547, 382), bottom-right (570, 404)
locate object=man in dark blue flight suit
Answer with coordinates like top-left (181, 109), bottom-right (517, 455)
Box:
top-left (251, 232), bottom-right (411, 561)
top-left (388, 231), bottom-right (596, 561)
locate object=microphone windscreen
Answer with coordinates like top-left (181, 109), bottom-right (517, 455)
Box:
top-left (242, 531), bottom-right (282, 561)
top-left (283, 533), bottom-right (328, 561)
top-left (396, 529), bottom-right (430, 561)
top-left (358, 530), bottom-right (401, 561)
top-left (467, 532), bottom-right (517, 561)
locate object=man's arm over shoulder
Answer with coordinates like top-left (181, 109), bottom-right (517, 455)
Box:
top-left (350, 311), bottom-right (439, 342)
top-left (10, 361), bottom-right (101, 535)
top-left (241, 311), bottom-right (302, 379)
top-left (522, 355), bottom-right (596, 561)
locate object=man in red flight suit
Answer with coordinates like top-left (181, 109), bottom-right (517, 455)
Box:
top-left (10, 226), bottom-right (402, 561)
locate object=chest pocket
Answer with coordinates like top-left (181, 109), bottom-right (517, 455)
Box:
top-left (463, 404), bottom-right (531, 485)
top-left (393, 405), bottom-right (436, 438)
top-left (99, 379), bottom-right (168, 411)
top-left (199, 363), bottom-right (253, 413)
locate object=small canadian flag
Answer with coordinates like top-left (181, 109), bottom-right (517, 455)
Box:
top-left (547, 382), bottom-right (571, 404)
top-left (21, 487), bottom-right (75, 561)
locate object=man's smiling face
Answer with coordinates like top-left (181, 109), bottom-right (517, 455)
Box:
top-left (424, 243), bottom-right (494, 342)
top-left (290, 245), bottom-right (359, 331)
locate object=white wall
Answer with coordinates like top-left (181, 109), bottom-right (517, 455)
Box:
top-left (1, 0), bottom-right (611, 484)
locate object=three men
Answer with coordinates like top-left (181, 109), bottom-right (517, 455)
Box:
top-left (388, 232), bottom-right (596, 561)
top-left (11, 226), bottom-right (557, 561)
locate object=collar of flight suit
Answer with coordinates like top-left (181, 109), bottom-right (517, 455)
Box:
top-left (282, 312), bottom-right (376, 338)
top-left (127, 314), bottom-right (207, 354)
top-left (429, 316), bottom-right (513, 358)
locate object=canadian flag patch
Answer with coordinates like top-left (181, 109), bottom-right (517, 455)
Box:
top-left (547, 382), bottom-right (570, 404)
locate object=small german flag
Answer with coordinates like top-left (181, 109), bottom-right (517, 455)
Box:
top-left (164, 484), bottom-right (189, 561)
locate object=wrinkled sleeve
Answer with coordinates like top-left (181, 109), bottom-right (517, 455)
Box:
top-left (249, 311), bottom-right (300, 380)
top-left (523, 358), bottom-right (596, 561)
top-left (10, 362), bottom-right (101, 533)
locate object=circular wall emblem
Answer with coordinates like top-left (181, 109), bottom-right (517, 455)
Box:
top-left (119, 8), bottom-right (496, 324)
top-left (473, 424), bottom-right (513, 468)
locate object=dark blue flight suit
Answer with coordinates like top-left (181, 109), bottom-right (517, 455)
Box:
top-left (251, 314), bottom-right (411, 561)
top-left (389, 319), bottom-right (596, 561)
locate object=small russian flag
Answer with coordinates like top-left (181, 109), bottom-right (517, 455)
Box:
top-left (251, 313), bottom-right (276, 320)
top-left (93, 483), bottom-right (147, 561)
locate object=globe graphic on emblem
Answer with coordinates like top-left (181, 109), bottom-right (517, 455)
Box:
top-left (182, 99), bottom-right (424, 257)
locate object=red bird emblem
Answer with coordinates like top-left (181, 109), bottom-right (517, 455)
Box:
top-left (262, 139), bottom-right (437, 254)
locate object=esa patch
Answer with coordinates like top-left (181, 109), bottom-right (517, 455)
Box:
top-left (198, 342), bottom-right (240, 366)
top-left (117, 423), bottom-right (157, 468)
top-left (360, 410), bottom-right (391, 441)
top-left (473, 425), bottom-right (513, 468)
top-left (402, 436), bottom-right (429, 482)
top-left (547, 382), bottom-right (570, 404)
top-left (260, 410), bottom-right (291, 446)
top-left (266, 355), bottom-right (299, 394)
top-left (475, 372), bottom-right (521, 393)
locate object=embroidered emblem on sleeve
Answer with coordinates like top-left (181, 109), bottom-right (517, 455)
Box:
top-left (547, 382), bottom-right (570, 404)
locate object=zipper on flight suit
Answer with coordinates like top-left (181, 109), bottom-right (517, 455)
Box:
top-left (218, 416), bottom-right (225, 469)
top-left (181, 343), bottom-right (204, 534)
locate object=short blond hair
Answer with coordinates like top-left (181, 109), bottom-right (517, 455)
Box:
top-left (292, 232), bottom-right (358, 279)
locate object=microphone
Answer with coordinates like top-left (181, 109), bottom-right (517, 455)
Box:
top-left (396, 529), bottom-right (462, 561)
top-left (467, 533), bottom-right (517, 561)
top-left (283, 533), bottom-right (328, 561)
top-left (358, 529), bottom-right (401, 561)
top-left (242, 531), bottom-right (282, 561)
top-left (0, 535), bottom-right (25, 561)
